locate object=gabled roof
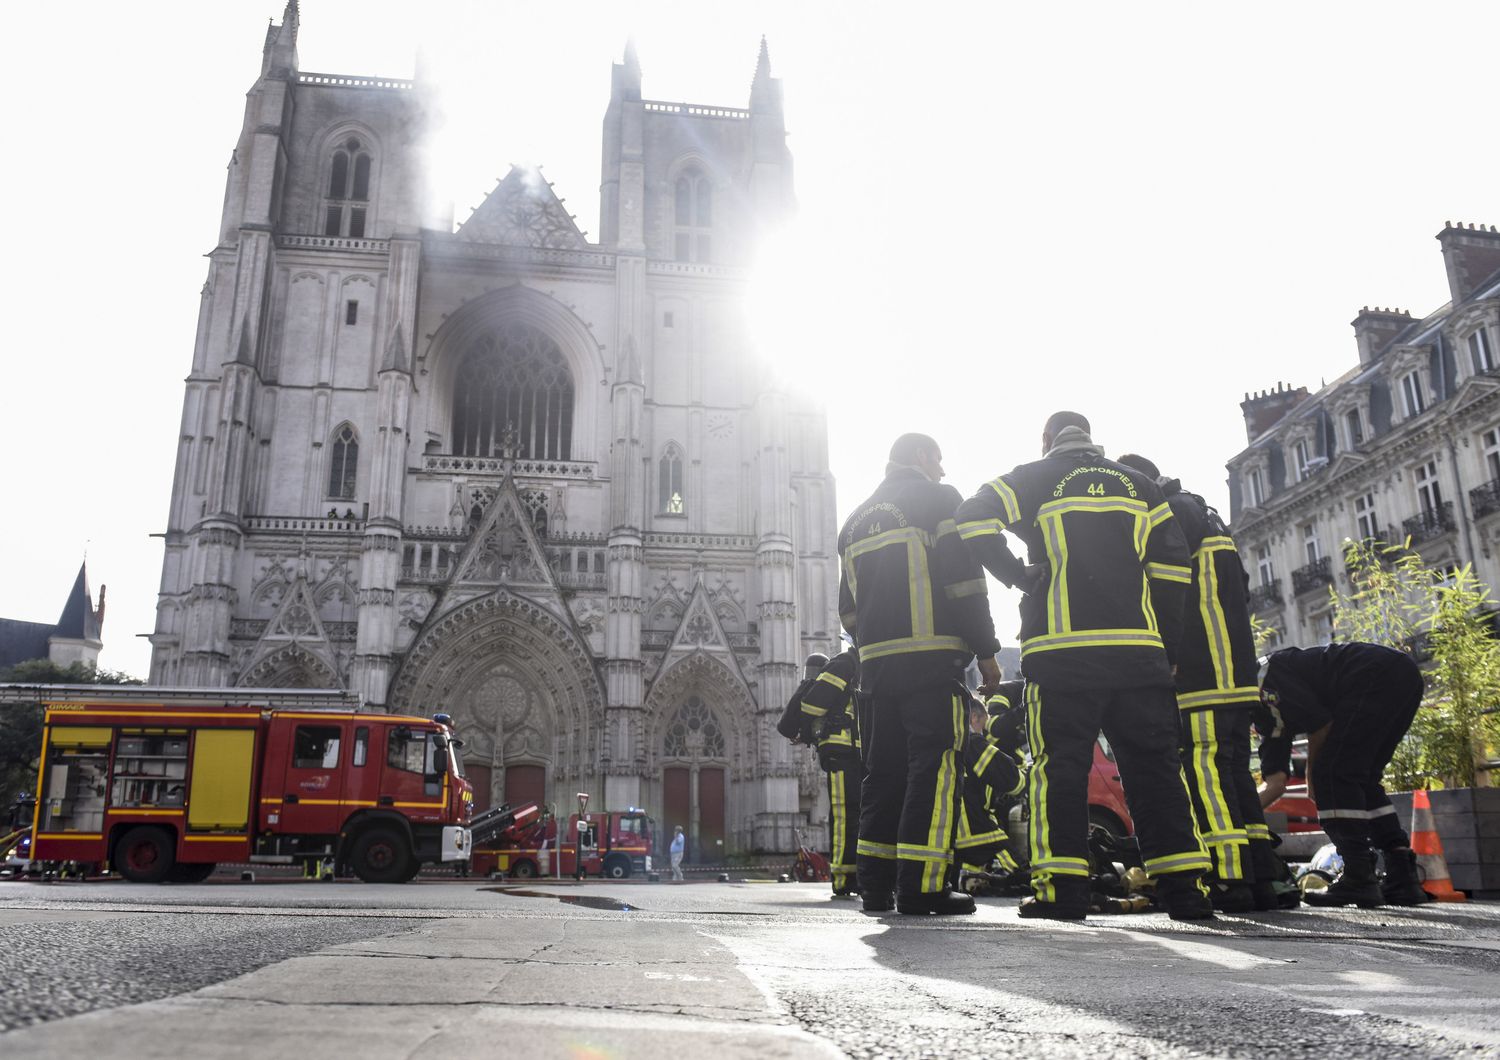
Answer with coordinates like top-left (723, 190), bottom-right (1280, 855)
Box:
top-left (0, 619), bottom-right (53, 670)
top-left (455, 166), bottom-right (588, 250)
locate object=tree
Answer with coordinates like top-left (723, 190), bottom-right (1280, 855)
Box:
top-left (1330, 539), bottom-right (1500, 789)
top-left (0, 660), bottom-right (140, 808)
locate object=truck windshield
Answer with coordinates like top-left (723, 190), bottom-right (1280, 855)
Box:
top-left (447, 740), bottom-right (464, 778)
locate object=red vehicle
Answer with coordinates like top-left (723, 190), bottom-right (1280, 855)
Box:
top-left (7, 684), bottom-right (474, 883)
top-left (1089, 735), bottom-right (1134, 836)
top-left (472, 802), bottom-right (654, 880)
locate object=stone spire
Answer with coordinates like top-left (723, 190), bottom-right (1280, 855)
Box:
top-left (750, 37), bottom-right (780, 114)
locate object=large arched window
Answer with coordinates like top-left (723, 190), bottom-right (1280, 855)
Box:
top-left (324, 136), bottom-right (372, 238)
top-left (673, 169), bottom-right (713, 263)
top-left (659, 442), bottom-right (684, 514)
top-left (663, 696), bottom-right (725, 759)
top-left (452, 322), bottom-right (574, 460)
top-left (327, 423), bottom-right (358, 499)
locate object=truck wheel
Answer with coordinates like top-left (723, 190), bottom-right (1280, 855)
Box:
top-left (604, 854), bottom-right (631, 880)
top-left (402, 858), bottom-right (422, 883)
top-left (169, 862), bottom-right (215, 883)
top-left (510, 859), bottom-right (538, 879)
top-left (350, 828), bottom-right (411, 884)
top-left (116, 827), bottom-right (175, 884)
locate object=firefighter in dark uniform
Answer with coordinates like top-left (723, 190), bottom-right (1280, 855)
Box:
top-left (957, 694), bottom-right (1026, 891)
top-left (957, 411), bottom-right (1213, 920)
top-left (1116, 454), bottom-right (1290, 913)
top-left (1256, 642), bottom-right (1429, 907)
top-left (799, 648), bottom-right (863, 897)
top-left (839, 432), bottom-right (1003, 916)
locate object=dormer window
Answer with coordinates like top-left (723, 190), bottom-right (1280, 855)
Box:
top-left (1470, 328), bottom-right (1496, 374)
top-left (673, 170), bottom-right (713, 263)
top-left (1246, 467), bottom-right (1265, 507)
top-left (1400, 371), bottom-right (1426, 418)
top-left (324, 136), bottom-right (372, 238)
top-left (1292, 439), bottom-right (1312, 482)
top-left (1344, 408), bottom-right (1364, 447)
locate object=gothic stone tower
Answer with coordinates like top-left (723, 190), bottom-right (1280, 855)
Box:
top-left (149, 5), bottom-right (840, 855)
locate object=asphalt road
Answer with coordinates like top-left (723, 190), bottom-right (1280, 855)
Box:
top-left (3, 878), bottom-right (1500, 1058)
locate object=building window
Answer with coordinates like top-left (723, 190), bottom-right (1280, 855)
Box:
top-left (345, 300), bottom-right (359, 326)
top-left (452, 321), bottom-right (574, 460)
top-left (1292, 439), bottom-right (1311, 482)
top-left (1484, 427), bottom-right (1500, 483)
top-left (1302, 523), bottom-right (1321, 565)
top-left (663, 695), bottom-right (725, 759)
top-left (1470, 328), bottom-right (1496, 374)
top-left (1246, 467), bottom-right (1264, 507)
top-left (1400, 371), bottom-right (1426, 418)
top-left (673, 170), bottom-right (713, 263)
top-left (1355, 492), bottom-right (1379, 540)
top-left (327, 423), bottom-right (358, 500)
top-left (1415, 458), bottom-right (1443, 514)
top-left (659, 443), bottom-right (685, 515)
top-left (1344, 408), bottom-right (1364, 448)
top-left (1256, 544), bottom-right (1275, 588)
top-left (323, 136), bottom-right (372, 238)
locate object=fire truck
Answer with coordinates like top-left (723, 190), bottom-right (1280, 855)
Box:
top-left (2, 684), bottom-right (476, 884)
top-left (471, 798), bottom-right (655, 880)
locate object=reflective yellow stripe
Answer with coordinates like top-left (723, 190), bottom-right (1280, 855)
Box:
top-left (35, 833), bottom-right (103, 840)
top-left (844, 524), bottom-right (931, 562)
top-left (1196, 545), bottom-right (1233, 689)
top-left (956, 828), bottom-right (1008, 849)
top-left (820, 731), bottom-right (853, 747)
top-left (857, 634), bottom-right (968, 661)
top-left (1030, 857), bottom-right (1090, 872)
top-left (945, 578), bottom-right (988, 600)
top-left (1037, 496), bottom-right (1150, 518)
top-left (1148, 502), bottom-right (1174, 527)
top-left (1189, 711), bottom-right (1234, 839)
top-left (1144, 852), bottom-right (1213, 874)
top-left (1146, 562), bottom-right (1191, 583)
top-left (909, 534), bottom-right (935, 637)
top-left (183, 835), bottom-right (249, 843)
top-left (958, 517), bottom-right (1005, 540)
top-left (896, 843), bottom-right (953, 862)
top-left (975, 743), bottom-right (999, 777)
top-left (1245, 823), bottom-right (1273, 841)
top-left (816, 671), bottom-right (848, 691)
top-left (857, 839), bottom-right (897, 859)
top-left (1021, 629), bottom-right (1164, 655)
top-left (830, 771), bottom-right (848, 874)
top-left (1025, 682), bottom-right (1055, 890)
top-left (800, 701), bottom-right (828, 717)
top-left (934, 518), bottom-right (960, 541)
top-left (1041, 512), bottom-right (1070, 633)
top-left (1175, 687), bottom-right (1260, 711)
top-left (985, 475), bottom-right (1022, 525)
top-left (1214, 839), bottom-right (1246, 881)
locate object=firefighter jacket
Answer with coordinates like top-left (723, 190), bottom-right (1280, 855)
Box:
top-left (956, 434), bottom-right (1191, 691)
top-left (984, 679), bottom-right (1027, 757)
top-left (776, 675), bottom-right (819, 743)
top-left (1161, 481), bottom-right (1261, 712)
top-left (959, 726), bottom-right (1025, 855)
top-left (798, 649), bottom-right (862, 770)
top-left (838, 467), bottom-right (1000, 696)
top-left (1254, 642), bottom-right (1420, 778)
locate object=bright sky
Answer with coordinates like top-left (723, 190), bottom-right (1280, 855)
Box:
top-left (0, 1), bottom-right (1495, 679)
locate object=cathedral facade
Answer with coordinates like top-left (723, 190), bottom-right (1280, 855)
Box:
top-left (149, 5), bottom-right (840, 855)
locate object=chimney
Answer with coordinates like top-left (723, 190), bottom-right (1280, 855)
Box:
top-left (1437, 222), bottom-right (1500, 303)
top-left (1240, 382), bottom-right (1309, 442)
top-left (1350, 306), bottom-right (1413, 364)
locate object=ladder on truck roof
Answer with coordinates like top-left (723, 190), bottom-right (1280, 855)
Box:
top-left (0, 684), bottom-right (367, 710)
top-left (469, 802), bottom-right (542, 846)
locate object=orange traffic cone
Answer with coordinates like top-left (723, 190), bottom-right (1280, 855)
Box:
top-left (1410, 789), bottom-right (1466, 902)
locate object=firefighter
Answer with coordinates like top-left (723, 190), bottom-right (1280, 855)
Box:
top-left (957, 411), bottom-right (1214, 921)
top-left (1256, 643), bottom-right (1429, 907)
top-left (776, 652), bottom-right (830, 744)
top-left (1115, 453), bottom-right (1292, 913)
top-left (957, 692), bottom-right (1027, 893)
top-left (798, 648), bottom-right (862, 897)
top-left (839, 432), bottom-right (1003, 916)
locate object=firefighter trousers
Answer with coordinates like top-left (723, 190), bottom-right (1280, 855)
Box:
top-left (857, 683), bottom-right (966, 896)
top-left (1027, 681), bottom-right (1210, 901)
top-left (1180, 705), bottom-right (1279, 884)
top-left (826, 759), bottom-right (862, 894)
top-left (1313, 662), bottom-right (1424, 856)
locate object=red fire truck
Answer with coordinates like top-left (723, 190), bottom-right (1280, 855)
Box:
top-left (471, 801), bottom-right (655, 880)
top-left (4, 685), bottom-right (475, 884)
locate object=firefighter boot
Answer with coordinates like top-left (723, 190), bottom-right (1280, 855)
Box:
top-left (1158, 873), bottom-right (1216, 921)
top-left (1018, 875), bottom-right (1089, 921)
top-left (1380, 846), bottom-right (1432, 906)
top-left (1251, 880), bottom-right (1301, 911)
top-left (861, 890), bottom-right (896, 913)
top-left (1305, 850), bottom-right (1383, 909)
top-left (1209, 881), bottom-right (1256, 914)
top-left (897, 888), bottom-right (977, 916)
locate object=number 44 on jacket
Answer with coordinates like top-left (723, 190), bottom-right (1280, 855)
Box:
top-left (5, 683), bottom-right (475, 883)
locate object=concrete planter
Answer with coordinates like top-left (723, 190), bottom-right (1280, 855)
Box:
top-left (1390, 788), bottom-right (1500, 897)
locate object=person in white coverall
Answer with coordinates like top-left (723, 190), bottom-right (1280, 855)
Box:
top-left (670, 826), bottom-right (686, 881)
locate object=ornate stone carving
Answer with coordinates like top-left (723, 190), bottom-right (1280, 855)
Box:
top-left (455, 167), bottom-right (589, 250)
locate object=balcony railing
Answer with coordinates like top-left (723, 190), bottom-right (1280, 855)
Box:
top-left (1402, 501), bottom-right (1457, 545)
top-left (1472, 479), bottom-right (1500, 519)
top-left (1247, 580), bottom-right (1282, 612)
top-left (1291, 555), bottom-right (1334, 596)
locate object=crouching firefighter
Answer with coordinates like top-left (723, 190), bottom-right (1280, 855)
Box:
top-left (1116, 454), bottom-right (1291, 912)
top-left (1256, 643), bottom-right (1430, 907)
top-left (840, 432), bottom-right (1004, 916)
top-left (957, 691), bottom-right (1027, 894)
